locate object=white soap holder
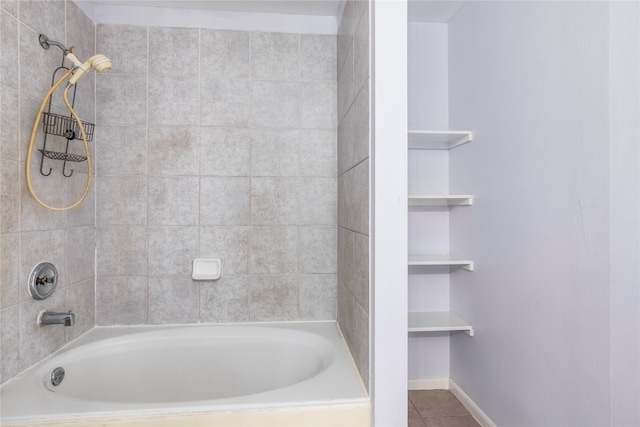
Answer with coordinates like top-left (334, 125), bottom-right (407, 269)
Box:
top-left (192, 258), bottom-right (222, 281)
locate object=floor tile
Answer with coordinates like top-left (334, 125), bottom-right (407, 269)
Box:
top-left (424, 416), bottom-right (480, 427)
top-left (409, 397), bottom-right (427, 427)
top-left (409, 390), bottom-right (470, 418)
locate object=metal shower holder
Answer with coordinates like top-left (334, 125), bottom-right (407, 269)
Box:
top-left (37, 34), bottom-right (95, 178)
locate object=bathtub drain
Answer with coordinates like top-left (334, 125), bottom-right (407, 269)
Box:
top-left (51, 367), bottom-right (65, 386)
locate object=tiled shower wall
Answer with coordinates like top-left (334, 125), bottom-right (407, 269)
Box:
top-left (94, 25), bottom-right (338, 325)
top-left (0, 0), bottom-right (96, 384)
top-left (336, 0), bottom-right (370, 388)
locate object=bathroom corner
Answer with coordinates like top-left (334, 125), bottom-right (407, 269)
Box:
top-left (1, 0), bottom-right (96, 385)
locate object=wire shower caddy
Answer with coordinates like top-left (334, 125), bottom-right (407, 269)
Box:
top-left (38, 36), bottom-right (95, 178)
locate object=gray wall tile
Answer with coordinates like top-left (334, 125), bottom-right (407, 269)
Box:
top-left (148, 226), bottom-right (199, 276)
top-left (200, 128), bottom-right (250, 177)
top-left (97, 75), bottom-right (147, 125)
top-left (97, 24), bottom-right (148, 75)
top-left (251, 80), bottom-right (299, 129)
top-left (1, 1), bottom-right (96, 385)
top-left (149, 27), bottom-right (199, 77)
top-left (300, 130), bottom-right (337, 178)
top-left (199, 275), bottom-right (249, 323)
top-left (1, 306), bottom-right (19, 383)
top-left (201, 78), bottom-right (250, 127)
top-left (148, 277), bottom-right (198, 324)
top-left (337, 0), bottom-right (370, 390)
top-left (200, 30), bottom-right (250, 78)
top-left (66, 227), bottom-right (95, 285)
top-left (149, 77), bottom-right (199, 126)
top-left (336, 0), bottom-right (354, 76)
top-left (300, 34), bottom-right (337, 81)
top-left (338, 227), bottom-right (369, 312)
top-left (301, 81), bottom-right (337, 129)
top-left (0, 11), bottom-right (18, 90)
top-left (18, 292), bottom-right (66, 371)
top-left (148, 176), bottom-right (199, 226)
top-left (67, 173), bottom-right (96, 227)
top-left (1, 159), bottom-right (19, 233)
top-left (200, 226), bottom-right (249, 276)
top-left (19, 0), bottom-right (65, 44)
top-left (0, 234), bottom-right (19, 308)
top-left (251, 32), bottom-right (299, 80)
top-left (1, 85), bottom-right (19, 160)
top-left (96, 276), bottom-right (147, 325)
top-left (249, 226), bottom-right (298, 274)
top-left (148, 126), bottom-right (199, 176)
top-left (97, 176), bottom-right (147, 226)
top-left (337, 43), bottom-right (354, 126)
top-left (338, 159), bottom-right (369, 235)
top-left (65, 279), bottom-right (95, 341)
top-left (96, 126), bottom-right (147, 176)
top-left (149, 76), bottom-right (199, 126)
top-left (19, 23), bottom-right (64, 109)
top-left (0, 0), bottom-right (17, 15)
top-left (299, 226), bottom-right (337, 273)
top-left (300, 274), bottom-right (337, 320)
top-left (299, 177), bottom-right (337, 226)
top-left (251, 177), bottom-right (299, 225)
top-left (251, 130), bottom-right (299, 177)
top-left (249, 275), bottom-right (298, 321)
top-left (353, 4), bottom-right (369, 95)
top-left (97, 227), bottom-right (147, 276)
top-left (200, 177), bottom-right (249, 225)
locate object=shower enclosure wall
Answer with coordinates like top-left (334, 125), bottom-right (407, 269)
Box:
top-left (1, 0), bottom-right (343, 386)
top-left (1, 0), bottom-right (97, 384)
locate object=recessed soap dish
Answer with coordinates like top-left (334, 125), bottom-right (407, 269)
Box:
top-left (192, 258), bottom-right (222, 281)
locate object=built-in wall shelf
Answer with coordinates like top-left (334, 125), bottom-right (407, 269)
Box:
top-left (408, 195), bottom-right (473, 206)
top-left (408, 312), bottom-right (474, 336)
top-left (408, 130), bottom-right (473, 150)
top-left (408, 254), bottom-right (474, 271)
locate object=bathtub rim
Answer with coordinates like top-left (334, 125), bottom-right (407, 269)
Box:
top-left (0, 320), bottom-right (369, 425)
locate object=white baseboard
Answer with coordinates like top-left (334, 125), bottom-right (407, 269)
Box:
top-left (408, 378), bottom-right (450, 390)
top-left (449, 380), bottom-right (497, 427)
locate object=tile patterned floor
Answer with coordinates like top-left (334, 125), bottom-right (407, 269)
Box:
top-left (409, 390), bottom-right (481, 427)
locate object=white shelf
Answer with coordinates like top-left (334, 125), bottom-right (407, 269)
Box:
top-left (408, 312), bottom-right (474, 336)
top-left (408, 195), bottom-right (473, 206)
top-left (408, 254), bottom-right (474, 271)
top-left (408, 130), bottom-right (473, 150)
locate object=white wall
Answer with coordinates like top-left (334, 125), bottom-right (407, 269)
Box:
top-left (371, 1), bottom-right (408, 425)
top-left (609, 2), bottom-right (640, 425)
top-left (448, 2), bottom-right (612, 425)
top-left (75, 1), bottom-right (337, 34)
top-left (407, 22), bottom-right (453, 381)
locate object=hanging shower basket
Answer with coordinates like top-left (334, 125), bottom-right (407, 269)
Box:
top-left (37, 45), bottom-right (95, 178)
top-left (41, 111), bottom-right (94, 142)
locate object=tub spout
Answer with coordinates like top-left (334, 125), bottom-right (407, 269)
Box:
top-left (38, 310), bottom-right (75, 327)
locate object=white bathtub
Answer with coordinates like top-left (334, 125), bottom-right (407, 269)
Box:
top-left (0, 321), bottom-right (369, 426)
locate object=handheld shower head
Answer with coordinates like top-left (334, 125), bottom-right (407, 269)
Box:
top-left (90, 55), bottom-right (112, 73)
top-left (66, 53), bottom-right (112, 85)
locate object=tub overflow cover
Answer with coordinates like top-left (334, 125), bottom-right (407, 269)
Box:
top-left (51, 367), bottom-right (65, 386)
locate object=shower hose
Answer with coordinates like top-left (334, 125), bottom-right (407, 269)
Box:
top-left (25, 68), bottom-right (93, 211)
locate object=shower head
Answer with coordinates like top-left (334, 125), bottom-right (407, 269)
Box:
top-left (66, 53), bottom-right (112, 85)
